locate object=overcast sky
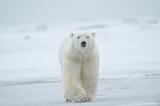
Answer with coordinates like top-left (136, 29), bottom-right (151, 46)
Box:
top-left (0, 0), bottom-right (160, 26)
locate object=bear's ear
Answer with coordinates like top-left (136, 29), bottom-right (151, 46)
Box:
top-left (70, 33), bottom-right (74, 37)
top-left (92, 32), bottom-right (96, 38)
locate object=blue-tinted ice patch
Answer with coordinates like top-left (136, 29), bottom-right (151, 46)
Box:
top-left (77, 24), bottom-right (108, 30)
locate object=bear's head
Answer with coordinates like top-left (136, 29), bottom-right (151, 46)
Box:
top-left (70, 32), bottom-right (96, 53)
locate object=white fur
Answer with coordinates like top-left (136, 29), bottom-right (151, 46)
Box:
top-left (59, 32), bottom-right (99, 102)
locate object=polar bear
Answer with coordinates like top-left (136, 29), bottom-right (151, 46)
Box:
top-left (59, 32), bottom-right (99, 103)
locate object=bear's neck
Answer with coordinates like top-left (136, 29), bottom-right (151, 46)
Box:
top-left (67, 46), bottom-right (96, 62)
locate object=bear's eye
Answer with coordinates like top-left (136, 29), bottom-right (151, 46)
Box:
top-left (77, 36), bottom-right (80, 39)
top-left (86, 36), bottom-right (89, 39)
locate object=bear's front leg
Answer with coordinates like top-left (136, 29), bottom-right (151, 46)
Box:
top-left (81, 60), bottom-right (99, 102)
top-left (63, 60), bottom-right (89, 103)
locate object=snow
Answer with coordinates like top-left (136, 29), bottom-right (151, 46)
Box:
top-left (0, 18), bottom-right (160, 106)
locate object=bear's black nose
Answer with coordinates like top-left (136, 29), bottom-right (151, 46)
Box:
top-left (81, 41), bottom-right (87, 47)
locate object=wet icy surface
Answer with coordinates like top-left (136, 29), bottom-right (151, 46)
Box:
top-left (0, 19), bottom-right (160, 106)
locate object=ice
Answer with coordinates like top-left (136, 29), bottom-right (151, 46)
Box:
top-left (0, 18), bottom-right (160, 106)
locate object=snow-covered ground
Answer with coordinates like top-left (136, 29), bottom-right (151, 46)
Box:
top-left (0, 18), bottom-right (160, 106)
